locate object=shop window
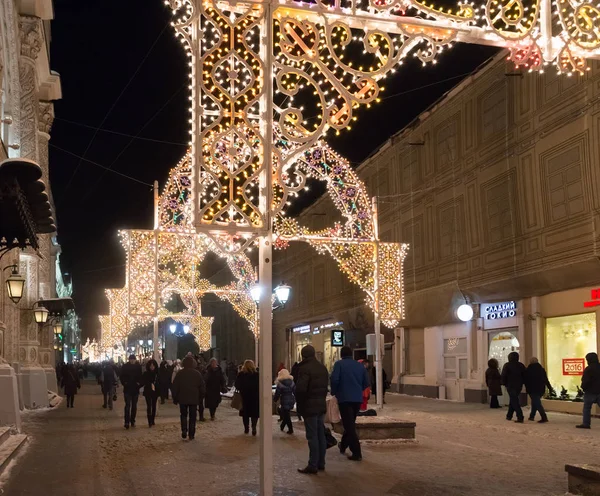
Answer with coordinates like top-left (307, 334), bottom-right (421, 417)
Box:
top-left (545, 313), bottom-right (597, 396)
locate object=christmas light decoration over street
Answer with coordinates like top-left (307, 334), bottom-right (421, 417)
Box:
top-left (92, 0), bottom-right (600, 492)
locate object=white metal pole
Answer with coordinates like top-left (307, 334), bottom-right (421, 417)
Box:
top-left (258, 235), bottom-right (273, 496)
top-left (153, 180), bottom-right (160, 361)
top-left (372, 197), bottom-right (383, 409)
top-left (255, 335), bottom-right (259, 367)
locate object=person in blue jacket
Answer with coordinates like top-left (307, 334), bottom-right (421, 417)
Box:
top-left (330, 346), bottom-right (371, 461)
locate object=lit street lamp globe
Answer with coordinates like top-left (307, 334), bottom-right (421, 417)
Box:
top-left (5, 269), bottom-right (25, 304)
top-left (53, 322), bottom-right (63, 335)
top-left (250, 285), bottom-right (261, 304)
top-left (456, 304), bottom-right (474, 322)
top-left (274, 283), bottom-right (291, 306)
top-left (183, 325), bottom-right (190, 334)
top-left (170, 324), bottom-right (177, 334)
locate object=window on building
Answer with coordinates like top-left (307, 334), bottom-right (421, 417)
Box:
top-left (483, 173), bottom-right (517, 244)
top-left (404, 328), bottom-right (425, 375)
top-left (545, 144), bottom-right (586, 222)
top-left (443, 337), bottom-right (468, 379)
top-left (399, 148), bottom-right (420, 193)
top-left (313, 264), bottom-right (324, 301)
top-left (402, 218), bottom-right (423, 267)
top-left (480, 84), bottom-right (507, 141)
top-left (436, 118), bottom-right (458, 169)
top-left (438, 201), bottom-right (464, 259)
top-left (545, 313), bottom-right (597, 397)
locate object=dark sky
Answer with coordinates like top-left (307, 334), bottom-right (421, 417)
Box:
top-left (48, 0), bottom-right (497, 339)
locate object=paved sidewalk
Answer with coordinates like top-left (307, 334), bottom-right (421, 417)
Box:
top-left (1, 383), bottom-right (599, 495)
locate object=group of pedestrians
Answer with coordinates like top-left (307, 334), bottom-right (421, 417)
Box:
top-left (486, 351), bottom-right (600, 428)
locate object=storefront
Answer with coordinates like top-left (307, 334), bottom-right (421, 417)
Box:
top-left (479, 300), bottom-right (521, 406)
top-left (290, 320), bottom-right (345, 372)
top-left (540, 287), bottom-right (600, 414)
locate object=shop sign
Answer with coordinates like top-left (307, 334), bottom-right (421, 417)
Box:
top-left (332, 330), bottom-right (344, 347)
top-left (293, 324), bottom-right (311, 334)
top-left (562, 358), bottom-right (585, 376)
top-left (314, 321), bottom-right (343, 332)
top-left (584, 289), bottom-right (600, 308)
top-left (482, 301), bottom-right (516, 320)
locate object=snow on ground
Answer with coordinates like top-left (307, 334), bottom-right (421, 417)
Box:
top-left (2, 383), bottom-right (599, 495)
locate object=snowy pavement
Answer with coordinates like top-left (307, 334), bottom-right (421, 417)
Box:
top-left (1, 383), bottom-right (599, 495)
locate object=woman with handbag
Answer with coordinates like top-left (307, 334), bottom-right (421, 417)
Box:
top-left (142, 359), bottom-right (160, 427)
top-left (273, 368), bottom-right (296, 434)
top-left (235, 360), bottom-right (260, 435)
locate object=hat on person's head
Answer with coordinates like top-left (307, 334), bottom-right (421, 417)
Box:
top-left (301, 345), bottom-right (316, 359)
top-left (128, 354), bottom-right (136, 360)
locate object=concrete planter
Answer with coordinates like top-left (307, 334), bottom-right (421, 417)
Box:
top-left (542, 399), bottom-right (600, 416)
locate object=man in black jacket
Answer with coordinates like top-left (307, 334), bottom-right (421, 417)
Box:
top-left (120, 354), bottom-right (143, 429)
top-left (577, 352), bottom-right (600, 429)
top-left (172, 356), bottom-right (206, 440)
top-left (501, 351), bottom-right (526, 423)
top-left (524, 357), bottom-right (552, 423)
top-left (295, 345), bottom-right (329, 474)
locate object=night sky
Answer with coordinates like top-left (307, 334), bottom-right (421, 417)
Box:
top-left (48, 0), bottom-right (498, 339)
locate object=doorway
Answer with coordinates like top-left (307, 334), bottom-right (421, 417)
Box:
top-left (487, 329), bottom-right (519, 406)
top-left (443, 337), bottom-right (468, 401)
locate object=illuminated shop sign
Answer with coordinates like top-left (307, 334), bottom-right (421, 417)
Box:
top-left (332, 330), bottom-right (345, 347)
top-left (293, 324), bottom-right (311, 334)
top-left (482, 301), bottom-right (516, 320)
top-left (562, 358), bottom-right (585, 376)
top-left (584, 289), bottom-right (600, 308)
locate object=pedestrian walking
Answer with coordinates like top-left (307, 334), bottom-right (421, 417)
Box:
top-left (101, 360), bottom-right (118, 410)
top-left (205, 357), bottom-right (227, 420)
top-left (235, 359), bottom-right (260, 435)
top-left (331, 346), bottom-right (370, 461)
top-left (120, 354), bottom-right (143, 429)
top-left (501, 351), bottom-right (526, 423)
top-left (274, 368), bottom-right (296, 434)
top-left (525, 357), bottom-right (551, 423)
top-left (576, 352), bottom-right (600, 429)
top-left (143, 359), bottom-right (160, 427)
top-left (172, 356), bottom-right (206, 440)
top-left (61, 364), bottom-right (80, 408)
top-left (291, 361), bottom-right (303, 421)
top-left (158, 361), bottom-right (171, 404)
top-left (295, 345), bottom-right (329, 475)
top-left (485, 358), bottom-right (502, 409)
top-left (171, 359), bottom-right (182, 384)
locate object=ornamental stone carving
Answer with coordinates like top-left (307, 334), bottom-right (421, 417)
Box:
top-left (29, 348), bottom-right (36, 362)
top-left (19, 347), bottom-right (26, 362)
top-left (38, 102), bottom-right (54, 135)
top-left (19, 16), bottom-right (42, 61)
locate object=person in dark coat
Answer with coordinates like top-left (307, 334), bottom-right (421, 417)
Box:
top-left (142, 359), bottom-right (160, 427)
top-left (61, 364), bottom-right (81, 408)
top-left (331, 346), bottom-right (371, 461)
top-left (577, 352), bottom-right (600, 429)
top-left (290, 361), bottom-right (302, 421)
top-left (120, 354), bottom-right (143, 429)
top-left (501, 351), bottom-right (526, 423)
top-left (235, 359), bottom-right (260, 435)
top-left (204, 357), bottom-right (227, 420)
top-left (172, 356), bottom-right (206, 440)
top-left (370, 363), bottom-right (388, 404)
top-left (485, 358), bottom-right (502, 409)
top-left (295, 345), bottom-right (329, 475)
top-left (101, 360), bottom-right (118, 410)
top-left (525, 357), bottom-right (551, 423)
top-left (274, 368), bottom-right (296, 434)
top-left (158, 361), bottom-right (171, 405)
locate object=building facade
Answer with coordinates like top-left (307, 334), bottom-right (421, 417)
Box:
top-left (273, 52), bottom-right (600, 407)
top-left (0, 0), bottom-right (62, 428)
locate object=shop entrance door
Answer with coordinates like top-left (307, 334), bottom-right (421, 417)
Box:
top-left (443, 337), bottom-right (468, 401)
top-left (487, 329), bottom-right (519, 407)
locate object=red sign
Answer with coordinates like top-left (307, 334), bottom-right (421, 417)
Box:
top-left (584, 288), bottom-right (600, 308)
top-left (562, 358), bottom-right (585, 376)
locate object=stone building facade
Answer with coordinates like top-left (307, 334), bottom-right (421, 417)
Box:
top-left (0, 0), bottom-right (62, 427)
top-left (273, 52), bottom-right (600, 406)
